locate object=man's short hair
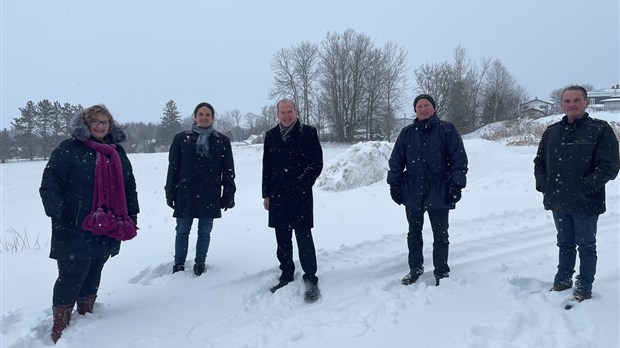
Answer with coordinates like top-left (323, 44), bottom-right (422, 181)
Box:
top-left (561, 85), bottom-right (588, 100)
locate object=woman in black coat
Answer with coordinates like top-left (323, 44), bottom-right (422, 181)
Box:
top-left (165, 102), bottom-right (236, 276)
top-left (40, 105), bottom-right (139, 343)
top-left (387, 94), bottom-right (468, 287)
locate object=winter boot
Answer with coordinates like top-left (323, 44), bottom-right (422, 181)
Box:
top-left (77, 295), bottom-right (97, 315)
top-left (304, 281), bottom-right (320, 303)
top-left (172, 264), bottom-right (185, 273)
top-left (434, 273), bottom-right (449, 286)
top-left (269, 279), bottom-right (291, 293)
top-left (193, 264), bottom-right (206, 276)
top-left (401, 271), bottom-right (421, 285)
top-left (51, 304), bottom-right (73, 343)
top-left (550, 282), bottom-right (572, 292)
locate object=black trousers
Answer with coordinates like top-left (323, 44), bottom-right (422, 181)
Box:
top-left (53, 258), bottom-right (108, 307)
top-left (405, 208), bottom-right (450, 277)
top-left (275, 227), bottom-right (318, 285)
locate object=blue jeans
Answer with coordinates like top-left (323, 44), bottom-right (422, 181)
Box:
top-left (553, 212), bottom-right (598, 294)
top-left (174, 217), bottom-right (214, 266)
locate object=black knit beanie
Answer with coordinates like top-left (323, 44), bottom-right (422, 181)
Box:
top-left (413, 94), bottom-right (436, 111)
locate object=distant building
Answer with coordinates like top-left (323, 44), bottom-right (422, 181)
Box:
top-left (520, 97), bottom-right (554, 118)
top-left (588, 85), bottom-right (620, 111)
top-left (601, 98), bottom-right (620, 112)
top-left (393, 117), bottom-right (411, 131)
top-left (243, 134), bottom-right (263, 145)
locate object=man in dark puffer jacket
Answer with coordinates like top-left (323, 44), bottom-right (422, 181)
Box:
top-left (387, 94), bottom-right (468, 287)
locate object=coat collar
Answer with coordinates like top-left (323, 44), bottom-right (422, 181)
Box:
top-left (414, 113), bottom-right (439, 132)
top-left (560, 112), bottom-right (590, 128)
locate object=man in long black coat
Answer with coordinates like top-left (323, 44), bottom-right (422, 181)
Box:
top-left (262, 98), bottom-right (323, 302)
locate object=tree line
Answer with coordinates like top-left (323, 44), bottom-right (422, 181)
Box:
top-left (3, 28), bottom-right (585, 162)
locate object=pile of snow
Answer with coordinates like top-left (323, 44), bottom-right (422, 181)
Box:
top-left (315, 141), bottom-right (392, 192)
top-left (465, 111), bottom-right (620, 146)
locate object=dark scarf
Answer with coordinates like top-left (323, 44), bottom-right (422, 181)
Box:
top-left (279, 119), bottom-right (298, 142)
top-left (80, 139), bottom-right (137, 241)
top-left (192, 124), bottom-right (215, 157)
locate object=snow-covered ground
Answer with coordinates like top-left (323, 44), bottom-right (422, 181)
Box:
top-left (1, 113), bottom-right (619, 348)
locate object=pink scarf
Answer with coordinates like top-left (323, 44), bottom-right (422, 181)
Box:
top-left (81, 140), bottom-right (137, 241)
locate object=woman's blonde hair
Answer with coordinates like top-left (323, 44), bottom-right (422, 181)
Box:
top-left (82, 104), bottom-right (115, 128)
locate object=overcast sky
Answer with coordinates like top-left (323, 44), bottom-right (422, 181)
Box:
top-left (2, 0), bottom-right (619, 130)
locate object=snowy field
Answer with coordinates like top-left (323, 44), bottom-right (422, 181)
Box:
top-left (1, 113), bottom-right (619, 348)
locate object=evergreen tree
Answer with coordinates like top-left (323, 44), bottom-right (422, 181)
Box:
top-left (36, 99), bottom-right (56, 158)
top-left (0, 128), bottom-right (15, 163)
top-left (11, 101), bottom-right (39, 160)
top-left (158, 100), bottom-right (182, 147)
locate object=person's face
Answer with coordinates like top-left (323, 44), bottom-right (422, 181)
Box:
top-left (277, 101), bottom-right (298, 128)
top-left (88, 113), bottom-right (111, 140)
top-left (561, 90), bottom-right (589, 122)
top-left (195, 106), bottom-right (213, 128)
top-left (415, 99), bottom-right (435, 120)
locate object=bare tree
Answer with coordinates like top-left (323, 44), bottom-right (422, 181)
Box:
top-left (269, 42), bottom-right (320, 125)
top-left (220, 110), bottom-right (244, 141)
top-left (414, 60), bottom-right (454, 115)
top-left (380, 42), bottom-right (408, 141)
top-left (292, 42), bottom-right (320, 126)
top-left (362, 47), bottom-right (386, 140)
top-left (445, 46), bottom-right (490, 133)
top-left (270, 48), bottom-right (298, 104)
top-left (320, 29), bottom-right (376, 142)
top-left (482, 60), bottom-right (527, 124)
top-left (260, 104), bottom-right (277, 127)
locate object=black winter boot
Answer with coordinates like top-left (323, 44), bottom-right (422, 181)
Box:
top-left (304, 281), bottom-right (320, 303)
top-left (401, 271), bottom-right (421, 285)
top-left (269, 280), bottom-right (291, 293)
top-left (193, 264), bottom-right (206, 276)
top-left (172, 264), bottom-right (185, 273)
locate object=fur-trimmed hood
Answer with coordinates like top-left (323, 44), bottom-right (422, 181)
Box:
top-left (70, 111), bottom-right (127, 143)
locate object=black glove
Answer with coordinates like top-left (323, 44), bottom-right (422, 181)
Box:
top-left (129, 214), bottom-right (138, 225)
top-left (390, 185), bottom-right (402, 205)
top-left (166, 197), bottom-right (175, 209)
top-left (445, 185), bottom-right (462, 205)
top-left (220, 195), bottom-right (235, 211)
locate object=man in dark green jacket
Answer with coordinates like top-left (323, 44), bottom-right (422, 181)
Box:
top-left (534, 85), bottom-right (619, 303)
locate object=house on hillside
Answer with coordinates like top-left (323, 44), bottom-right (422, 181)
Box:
top-left (588, 85), bottom-right (620, 111)
top-left (520, 97), bottom-right (553, 118)
top-left (243, 134), bottom-right (263, 145)
top-left (602, 98), bottom-right (620, 111)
